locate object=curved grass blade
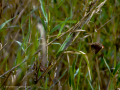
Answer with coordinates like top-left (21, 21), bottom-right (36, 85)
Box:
top-left (0, 16), bottom-right (16, 32)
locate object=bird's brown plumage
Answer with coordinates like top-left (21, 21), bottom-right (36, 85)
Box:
top-left (88, 42), bottom-right (104, 54)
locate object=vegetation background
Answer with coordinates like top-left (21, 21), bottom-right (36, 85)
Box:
top-left (0, 0), bottom-right (120, 90)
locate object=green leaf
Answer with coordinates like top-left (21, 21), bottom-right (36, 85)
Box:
top-left (57, 17), bottom-right (70, 37)
top-left (41, 17), bottom-right (47, 32)
top-left (113, 61), bottom-right (120, 75)
top-left (78, 51), bottom-right (92, 81)
top-left (103, 57), bottom-right (111, 74)
top-left (74, 68), bottom-right (80, 78)
top-left (39, 0), bottom-right (48, 23)
top-left (0, 16), bottom-right (16, 31)
top-left (77, 59), bottom-right (82, 90)
top-left (49, 22), bottom-right (62, 34)
top-left (56, 0), bottom-right (65, 9)
top-left (69, 66), bottom-right (75, 89)
top-left (56, 34), bottom-right (72, 57)
top-left (15, 41), bottom-right (25, 51)
top-left (88, 79), bottom-right (94, 90)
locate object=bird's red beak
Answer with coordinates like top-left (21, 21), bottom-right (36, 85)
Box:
top-left (102, 45), bottom-right (104, 49)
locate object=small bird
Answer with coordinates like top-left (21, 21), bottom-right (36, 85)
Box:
top-left (87, 42), bottom-right (104, 54)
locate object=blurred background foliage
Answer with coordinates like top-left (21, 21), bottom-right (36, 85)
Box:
top-left (0, 0), bottom-right (120, 90)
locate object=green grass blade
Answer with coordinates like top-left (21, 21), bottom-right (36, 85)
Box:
top-left (103, 57), bottom-right (111, 74)
top-left (49, 22), bottom-right (63, 34)
top-left (88, 79), bottom-right (94, 90)
top-left (0, 16), bottom-right (16, 31)
top-left (113, 61), bottom-right (120, 75)
top-left (56, 34), bottom-right (72, 57)
top-left (79, 51), bottom-right (92, 81)
top-left (57, 17), bottom-right (70, 37)
top-left (39, 0), bottom-right (48, 23)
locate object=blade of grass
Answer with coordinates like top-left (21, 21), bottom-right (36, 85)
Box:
top-left (113, 61), bottom-right (120, 75)
top-left (39, 0), bottom-right (48, 23)
top-left (79, 51), bottom-right (92, 81)
top-left (77, 58), bottom-right (82, 90)
top-left (69, 64), bottom-right (75, 89)
top-left (88, 79), bottom-right (94, 90)
top-left (57, 17), bottom-right (70, 37)
top-left (64, 50), bottom-right (92, 81)
top-left (56, 34), bottom-right (72, 57)
top-left (49, 22), bottom-right (63, 34)
top-left (0, 16), bottom-right (16, 31)
top-left (103, 57), bottom-right (111, 74)
top-left (15, 41), bottom-right (25, 51)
